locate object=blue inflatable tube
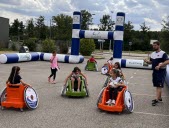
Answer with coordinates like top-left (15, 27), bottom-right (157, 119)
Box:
top-left (166, 65), bottom-right (169, 87)
top-left (40, 53), bottom-right (84, 63)
top-left (0, 52), bottom-right (40, 64)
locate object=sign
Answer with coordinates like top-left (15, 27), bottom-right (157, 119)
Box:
top-left (98, 39), bottom-right (105, 42)
top-left (129, 42), bottom-right (132, 46)
top-left (24, 86), bottom-right (38, 109)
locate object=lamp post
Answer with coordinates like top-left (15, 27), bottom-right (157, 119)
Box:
top-left (129, 42), bottom-right (132, 56)
top-left (109, 11), bottom-right (114, 53)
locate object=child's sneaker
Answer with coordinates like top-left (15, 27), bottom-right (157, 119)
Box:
top-left (72, 89), bottom-right (74, 92)
top-left (51, 80), bottom-right (56, 84)
top-left (106, 99), bottom-right (111, 104)
top-left (77, 89), bottom-right (80, 92)
top-left (111, 100), bottom-right (116, 105)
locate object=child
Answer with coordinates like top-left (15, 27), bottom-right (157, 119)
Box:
top-left (114, 62), bottom-right (125, 80)
top-left (88, 55), bottom-right (97, 63)
top-left (64, 67), bottom-right (88, 92)
top-left (107, 57), bottom-right (113, 65)
top-left (6, 66), bottom-right (30, 86)
top-left (103, 57), bottom-right (113, 74)
top-left (48, 51), bottom-right (59, 84)
top-left (106, 69), bottom-right (125, 105)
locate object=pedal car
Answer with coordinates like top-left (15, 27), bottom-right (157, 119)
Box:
top-left (97, 84), bottom-right (134, 113)
top-left (0, 84), bottom-right (38, 111)
top-left (85, 61), bottom-right (98, 71)
top-left (61, 76), bottom-right (89, 97)
top-left (101, 64), bottom-right (113, 75)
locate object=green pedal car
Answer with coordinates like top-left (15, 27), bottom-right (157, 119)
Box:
top-left (61, 76), bottom-right (89, 97)
top-left (85, 61), bottom-right (98, 71)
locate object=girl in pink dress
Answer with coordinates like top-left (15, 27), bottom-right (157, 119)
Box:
top-left (48, 51), bottom-right (59, 84)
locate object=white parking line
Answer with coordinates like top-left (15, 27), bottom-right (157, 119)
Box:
top-left (130, 76), bottom-right (133, 79)
top-left (134, 111), bottom-right (169, 117)
top-left (132, 93), bottom-right (169, 98)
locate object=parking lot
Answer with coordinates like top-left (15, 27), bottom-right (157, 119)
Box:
top-left (0, 53), bottom-right (169, 128)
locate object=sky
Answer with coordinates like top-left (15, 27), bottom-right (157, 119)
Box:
top-left (0, 0), bottom-right (168, 31)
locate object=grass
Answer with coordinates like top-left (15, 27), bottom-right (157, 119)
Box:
top-left (0, 48), bottom-right (17, 54)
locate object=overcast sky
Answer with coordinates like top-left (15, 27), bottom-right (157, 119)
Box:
top-left (0, 0), bottom-right (168, 31)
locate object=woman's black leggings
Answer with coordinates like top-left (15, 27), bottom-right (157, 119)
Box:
top-left (49, 68), bottom-right (57, 80)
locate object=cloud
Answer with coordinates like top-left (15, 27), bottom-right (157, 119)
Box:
top-left (0, 0), bottom-right (169, 31)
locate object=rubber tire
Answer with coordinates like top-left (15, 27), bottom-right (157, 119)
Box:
top-left (123, 90), bottom-right (134, 113)
top-left (61, 84), bottom-right (67, 97)
top-left (96, 87), bottom-right (105, 107)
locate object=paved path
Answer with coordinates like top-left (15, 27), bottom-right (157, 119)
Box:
top-left (0, 54), bottom-right (169, 128)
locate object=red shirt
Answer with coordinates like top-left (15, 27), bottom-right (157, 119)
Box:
top-left (89, 58), bottom-right (96, 62)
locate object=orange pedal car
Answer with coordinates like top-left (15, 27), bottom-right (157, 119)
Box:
top-left (101, 64), bottom-right (113, 75)
top-left (0, 84), bottom-right (38, 112)
top-left (97, 86), bottom-right (134, 113)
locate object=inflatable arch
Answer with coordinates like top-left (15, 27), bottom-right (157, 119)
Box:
top-left (0, 11), bottom-right (168, 87)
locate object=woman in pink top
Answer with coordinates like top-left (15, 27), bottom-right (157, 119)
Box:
top-left (48, 51), bottom-right (59, 84)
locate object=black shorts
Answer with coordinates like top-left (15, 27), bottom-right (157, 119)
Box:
top-left (152, 70), bottom-right (166, 88)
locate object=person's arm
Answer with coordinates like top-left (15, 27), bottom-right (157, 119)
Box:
top-left (6, 80), bottom-right (9, 84)
top-left (50, 56), bottom-right (55, 63)
top-left (20, 79), bottom-right (31, 86)
top-left (64, 72), bottom-right (73, 84)
top-left (80, 72), bottom-right (88, 85)
top-left (144, 58), bottom-right (152, 64)
top-left (116, 81), bottom-right (125, 87)
top-left (155, 60), bottom-right (169, 70)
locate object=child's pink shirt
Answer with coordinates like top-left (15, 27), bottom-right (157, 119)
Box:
top-left (50, 55), bottom-right (58, 69)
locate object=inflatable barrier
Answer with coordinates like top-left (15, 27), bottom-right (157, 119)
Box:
top-left (0, 52), bottom-right (84, 64)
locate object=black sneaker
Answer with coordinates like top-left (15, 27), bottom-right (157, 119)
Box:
top-left (152, 99), bottom-right (158, 106)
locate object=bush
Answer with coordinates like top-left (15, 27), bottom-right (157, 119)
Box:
top-left (59, 42), bottom-right (68, 54)
top-left (42, 39), bottom-right (56, 53)
top-left (11, 43), bottom-right (17, 51)
top-left (80, 39), bottom-right (95, 56)
top-left (24, 38), bottom-right (37, 51)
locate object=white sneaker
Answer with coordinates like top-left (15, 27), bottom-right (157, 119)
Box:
top-left (111, 100), bottom-right (116, 105)
top-left (106, 99), bottom-right (112, 104)
top-left (72, 89), bottom-right (74, 92)
top-left (77, 89), bottom-right (80, 92)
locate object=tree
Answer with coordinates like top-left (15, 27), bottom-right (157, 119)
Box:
top-left (9, 19), bottom-right (20, 40)
top-left (140, 22), bottom-right (150, 33)
top-left (160, 16), bottom-right (169, 53)
top-left (52, 14), bottom-right (72, 40)
top-left (123, 21), bottom-right (134, 50)
top-left (19, 21), bottom-right (25, 40)
top-left (99, 15), bottom-right (115, 31)
top-left (81, 10), bottom-right (93, 30)
top-left (161, 16), bottom-right (169, 31)
top-left (139, 22), bottom-right (151, 50)
top-left (26, 18), bottom-right (35, 38)
top-left (35, 16), bottom-right (47, 40)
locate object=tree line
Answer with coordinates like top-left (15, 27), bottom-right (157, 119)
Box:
top-left (9, 10), bottom-right (169, 52)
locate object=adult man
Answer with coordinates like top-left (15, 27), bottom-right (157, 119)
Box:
top-left (144, 41), bottom-right (168, 106)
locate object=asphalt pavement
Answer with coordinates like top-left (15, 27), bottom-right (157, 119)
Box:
top-left (0, 53), bottom-right (169, 128)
